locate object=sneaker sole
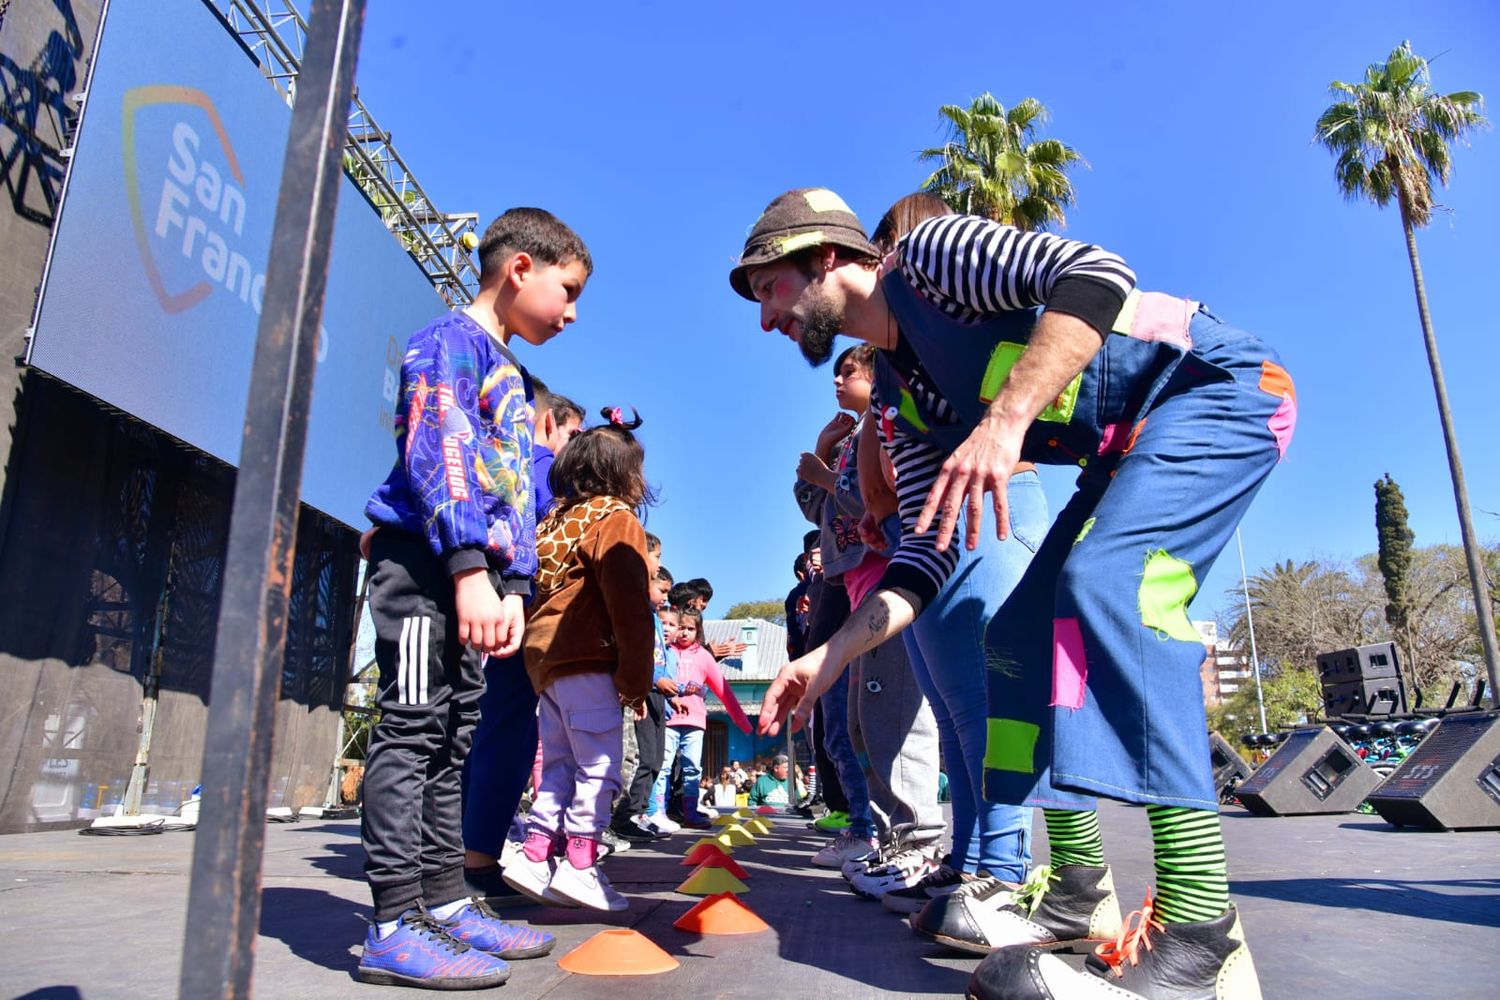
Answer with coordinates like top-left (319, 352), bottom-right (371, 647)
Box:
top-left (500, 872), bottom-right (578, 909)
top-left (493, 938), bottom-right (556, 961)
top-left (356, 967), bottom-right (511, 990)
top-left (917, 920), bottom-right (1101, 956)
top-left (547, 885), bottom-right (629, 913)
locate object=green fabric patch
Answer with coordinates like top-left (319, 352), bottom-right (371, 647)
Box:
top-left (1074, 517), bottom-right (1096, 544)
top-left (777, 230), bottom-right (825, 255)
top-left (1138, 550), bottom-right (1201, 642)
top-left (979, 341), bottom-right (1081, 423)
top-left (898, 388), bottom-right (930, 432)
top-left (803, 189), bottom-right (853, 214)
top-left (985, 718), bottom-right (1040, 774)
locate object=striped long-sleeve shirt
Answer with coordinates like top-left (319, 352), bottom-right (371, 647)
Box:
top-left (875, 216), bottom-right (1136, 609)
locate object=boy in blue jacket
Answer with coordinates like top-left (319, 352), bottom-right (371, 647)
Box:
top-left (357, 208), bottom-right (590, 990)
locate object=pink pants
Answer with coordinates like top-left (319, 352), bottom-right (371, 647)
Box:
top-left (527, 671), bottom-right (624, 839)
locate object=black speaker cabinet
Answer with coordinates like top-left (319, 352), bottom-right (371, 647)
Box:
top-left (1317, 642), bottom-right (1401, 684)
top-left (1210, 731), bottom-right (1251, 800)
top-left (1234, 727), bottom-right (1382, 816)
top-left (1323, 678), bottom-right (1407, 717)
top-left (1366, 712), bottom-right (1500, 830)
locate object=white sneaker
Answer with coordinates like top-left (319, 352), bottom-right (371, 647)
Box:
top-left (812, 832), bottom-right (877, 869)
top-left (547, 860), bottom-right (629, 912)
top-left (499, 837), bottom-right (524, 870)
top-left (644, 813), bottom-right (680, 834)
top-left (842, 839), bottom-right (893, 880)
top-left (500, 853), bottom-right (577, 907)
top-left (850, 847), bottom-right (940, 900)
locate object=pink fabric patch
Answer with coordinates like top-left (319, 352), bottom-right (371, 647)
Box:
top-left (1051, 617), bottom-right (1088, 710)
top-left (1098, 421), bottom-right (1131, 455)
top-left (1127, 292), bottom-right (1196, 352)
top-left (1268, 394), bottom-right (1297, 460)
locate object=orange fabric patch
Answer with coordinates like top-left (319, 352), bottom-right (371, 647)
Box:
top-left (1258, 361), bottom-right (1296, 404)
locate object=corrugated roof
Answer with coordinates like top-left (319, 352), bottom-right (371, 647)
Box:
top-left (703, 618), bottom-right (788, 682)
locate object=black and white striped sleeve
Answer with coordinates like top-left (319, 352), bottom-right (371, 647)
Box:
top-left (898, 214), bottom-right (1136, 336)
top-left (873, 419), bottom-right (960, 614)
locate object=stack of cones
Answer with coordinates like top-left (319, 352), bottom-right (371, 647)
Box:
top-left (676, 864), bottom-right (749, 896)
top-left (673, 892), bottom-right (769, 934)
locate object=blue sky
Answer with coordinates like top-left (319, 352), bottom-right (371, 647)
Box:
top-left (352, 0), bottom-right (1499, 624)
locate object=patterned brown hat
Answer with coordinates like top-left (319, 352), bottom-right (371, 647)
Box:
top-left (729, 188), bottom-right (880, 301)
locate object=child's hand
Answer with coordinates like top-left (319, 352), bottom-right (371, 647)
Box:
top-left (859, 511), bottom-right (886, 551)
top-left (453, 569), bottom-right (508, 654)
top-left (814, 411), bottom-right (856, 456)
top-left (631, 699), bottom-right (647, 722)
top-left (669, 698), bottom-right (688, 715)
top-left (655, 677), bottom-right (680, 697)
top-left (494, 593), bottom-right (525, 657)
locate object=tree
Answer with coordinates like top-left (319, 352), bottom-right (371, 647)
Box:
top-left (724, 599), bottom-right (786, 624)
top-left (919, 93), bottom-right (1086, 230)
top-left (1374, 473), bottom-right (1416, 681)
top-left (1314, 41), bottom-right (1497, 704)
top-left (1208, 663), bottom-right (1324, 750)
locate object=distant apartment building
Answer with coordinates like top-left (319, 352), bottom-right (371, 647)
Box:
top-left (1193, 620), bottom-right (1253, 708)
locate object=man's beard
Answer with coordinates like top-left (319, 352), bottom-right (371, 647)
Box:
top-left (798, 296), bottom-right (842, 367)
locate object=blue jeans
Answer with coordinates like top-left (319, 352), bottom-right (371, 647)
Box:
top-left (819, 666), bottom-right (874, 838)
top-left (902, 470), bottom-right (1046, 880)
top-left (650, 725), bottom-right (704, 818)
top-left (460, 651), bottom-right (538, 859)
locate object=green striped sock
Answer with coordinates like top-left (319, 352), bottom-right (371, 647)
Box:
top-left (1146, 805), bottom-right (1229, 924)
top-left (1042, 808), bottom-right (1105, 867)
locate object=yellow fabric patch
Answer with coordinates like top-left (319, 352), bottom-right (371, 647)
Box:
top-left (1074, 517), bottom-right (1096, 545)
top-left (777, 231), bottom-right (826, 255)
top-left (1138, 549), bottom-right (1201, 643)
top-left (985, 718), bottom-right (1041, 774)
top-left (979, 341), bottom-right (1081, 423)
top-left (1111, 288), bottom-right (1142, 335)
top-left (803, 189), bottom-right (853, 214)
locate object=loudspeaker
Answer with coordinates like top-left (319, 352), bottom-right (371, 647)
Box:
top-left (1209, 731), bottom-right (1251, 801)
top-left (1234, 727), bottom-right (1382, 816)
top-left (1317, 642), bottom-right (1400, 684)
top-left (1366, 712), bottom-right (1500, 830)
top-left (1322, 678), bottom-right (1407, 717)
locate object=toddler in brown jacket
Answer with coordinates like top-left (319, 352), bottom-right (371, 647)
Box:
top-left (505, 408), bottom-right (656, 913)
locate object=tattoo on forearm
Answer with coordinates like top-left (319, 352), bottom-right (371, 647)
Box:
top-left (866, 602), bottom-right (890, 640)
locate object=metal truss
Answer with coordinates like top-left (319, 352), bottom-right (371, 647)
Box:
top-left (209, 0), bottom-right (480, 305)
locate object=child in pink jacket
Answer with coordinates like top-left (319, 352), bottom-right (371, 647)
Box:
top-left (647, 608), bottom-right (751, 828)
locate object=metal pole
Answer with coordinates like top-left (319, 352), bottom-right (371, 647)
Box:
top-left (1236, 528), bottom-right (1268, 734)
top-left (178, 1), bottom-right (365, 995)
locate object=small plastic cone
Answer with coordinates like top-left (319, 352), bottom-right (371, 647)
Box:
top-left (681, 841), bottom-right (733, 867)
top-left (722, 823), bottom-right (756, 847)
top-left (710, 814), bottom-right (737, 827)
top-left (695, 851), bottom-right (750, 879)
top-left (676, 865), bottom-right (750, 896)
top-left (745, 818), bottom-right (772, 836)
top-left (755, 805), bottom-right (776, 815)
top-left (681, 841), bottom-right (732, 866)
top-left (686, 833), bottom-right (735, 856)
top-left (733, 807), bottom-right (755, 819)
top-left (557, 928), bottom-right (679, 976)
top-left (674, 892), bottom-right (770, 935)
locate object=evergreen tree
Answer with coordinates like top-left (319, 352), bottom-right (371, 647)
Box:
top-left (1375, 473), bottom-right (1416, 681)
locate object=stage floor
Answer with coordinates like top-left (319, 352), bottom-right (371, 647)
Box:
top-left (0, 800), bottom-right (1495, 998)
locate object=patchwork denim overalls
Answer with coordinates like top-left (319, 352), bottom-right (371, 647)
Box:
top-left (875, 269), bottom-right (1295, 810)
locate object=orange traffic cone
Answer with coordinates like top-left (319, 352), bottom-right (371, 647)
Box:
top-left (673, 892), bottom-right (770, 935)
top-left (681, 841), bottom-right (733, 867)
top-left (557, 928), bottom-right (679, 976)
top-left (676, 865), bottom-right (749, 896)
top-left (695, 851), bottom-right (750, 880)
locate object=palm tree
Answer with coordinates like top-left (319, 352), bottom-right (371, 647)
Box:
top-left (919, 94), bottom-right (1085, 230)
top-left (1315, 42), bottom-right (1497, 705)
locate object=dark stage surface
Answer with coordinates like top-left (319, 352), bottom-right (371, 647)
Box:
top-left (0, 800), bottom-right (1494, 998)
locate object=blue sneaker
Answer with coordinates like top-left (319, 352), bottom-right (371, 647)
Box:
top-left (443, 897), bottom-right (555, 959)
top-left (357, 906), bottom-right (511, 989)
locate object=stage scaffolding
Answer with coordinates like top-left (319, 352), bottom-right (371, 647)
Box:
top-left (209, 0), bottom-right (481, 307)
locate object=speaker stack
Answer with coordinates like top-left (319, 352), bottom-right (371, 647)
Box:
top-left (1366, 711), bottom-right (1500, 830)
top-left (1318, 642), bottom-right (1407, 717)
top-left (1233, 727), bottom-right (1382, 816)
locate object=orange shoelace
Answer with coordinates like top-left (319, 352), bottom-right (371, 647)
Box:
top-left (1093, 890), bottom-right (1163, 978)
